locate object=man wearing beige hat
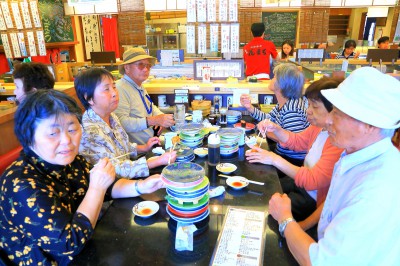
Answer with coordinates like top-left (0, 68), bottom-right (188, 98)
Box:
top-left (115, 47), bottom-right (175, 144)
top-left (268, 67), bottom-right (400, 265)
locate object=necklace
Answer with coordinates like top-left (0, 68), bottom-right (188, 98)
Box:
top-left (123, 77), bottom-right (153, 114)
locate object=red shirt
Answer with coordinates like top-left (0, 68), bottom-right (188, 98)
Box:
top-left (243, 37), bottom-right (278, 77)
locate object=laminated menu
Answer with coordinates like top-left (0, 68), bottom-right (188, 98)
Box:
top-left (210, 207), bottom-right (266, 266)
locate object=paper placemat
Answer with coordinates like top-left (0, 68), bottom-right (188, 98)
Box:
top-left (210, 207), bottom-right (266, 266)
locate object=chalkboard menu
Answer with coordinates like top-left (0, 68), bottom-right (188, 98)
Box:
top-left (38, 0), bottom-right (74, 43)
top-left (262, 12), bottom-right (298, 47)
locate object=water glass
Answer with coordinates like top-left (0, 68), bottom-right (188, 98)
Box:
top-left (174, 104), bottom-right (186, 131)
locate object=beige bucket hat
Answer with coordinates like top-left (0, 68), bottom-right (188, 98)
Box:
top-left (118, 47), bottom-right (156, 74)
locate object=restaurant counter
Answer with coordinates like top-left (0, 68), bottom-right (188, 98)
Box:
top-left (71, 146), bottom-right (298, 266)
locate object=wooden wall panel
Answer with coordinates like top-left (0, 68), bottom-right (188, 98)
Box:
top-left (118, 12), bottom-right (146, 46)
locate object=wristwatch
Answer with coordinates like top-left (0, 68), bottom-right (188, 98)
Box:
top-left (279, 217), bottom-right (295, 238)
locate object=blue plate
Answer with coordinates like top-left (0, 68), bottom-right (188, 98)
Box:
top-left (161, 162), bottom-right (205, 183)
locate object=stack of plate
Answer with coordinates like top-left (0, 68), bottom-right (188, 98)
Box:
top-left (162, 162), bottom-right (210, 224)
top-left (226, 110), bottom-right (242, 124)
top-left (174, 145), bottom-right (195, 162)
top-left (217, 128), bottom-right (242, 157)
top-left (179, 123), bottom-right (205, 149)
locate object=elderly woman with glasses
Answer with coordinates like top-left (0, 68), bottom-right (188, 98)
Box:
top-left (0, 90), bottom-right (165, 265)
top-left (75, 68), bottom-right (176, 179)
top-left (241, 63), bottom-right (310, 166)
top-left (247, 77), bottom-right (344, 222)
top-left (114, 47), bottom-right (175, 145)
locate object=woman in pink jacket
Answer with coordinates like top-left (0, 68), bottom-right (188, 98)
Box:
top-left (247, 77), bottom-right (344, 221)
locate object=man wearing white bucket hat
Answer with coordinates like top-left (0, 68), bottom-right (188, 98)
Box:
top-left (268, 67), bottom-right (400, 265)
top-left (115, 47), bottom-right (175, 144)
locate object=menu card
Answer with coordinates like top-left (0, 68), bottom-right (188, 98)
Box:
top-left (210, 207), bottom-right (266, 266)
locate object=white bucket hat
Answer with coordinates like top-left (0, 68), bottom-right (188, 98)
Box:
top-left (118, 47), bottom-right (156, 74)
top-left (321, 67), bottom-right (400, 129)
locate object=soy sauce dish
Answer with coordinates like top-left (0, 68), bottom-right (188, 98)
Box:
top-left (226, 177), bottom-right (249, 190)
top-left (216, 163), bottom-right (237, 174)
top-left (132, 201), bottom-right (159, 218)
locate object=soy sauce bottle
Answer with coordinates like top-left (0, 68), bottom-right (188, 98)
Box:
top-left (208, 133), bottom-right (220, 166)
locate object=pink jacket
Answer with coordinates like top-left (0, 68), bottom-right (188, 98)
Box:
top-left (281, 125), bottom-right (344, 206)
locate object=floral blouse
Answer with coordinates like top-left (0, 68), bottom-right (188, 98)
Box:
top-left (79, 108), bottom-right (149, 179)
top-left (0, 149), bottom-right (96, 265)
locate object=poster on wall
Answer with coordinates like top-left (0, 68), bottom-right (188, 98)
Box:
top-left (228, 0), bottom-right (238, 22)
top-left (0, 8), bottom-right (7, 30)
top-left (207, 0), bottom-right (216, 22)
top-left (186, 24), bottom-right (196, 53)
top-left (30, 1), bottom-right (42, 28)
top-left (1, 34), bottom-right (13, 58)
top-left (197, 0), bottom-right (206, 22)
top-left (17, 33), bottom-right (28, 57)
top-left (10, 33), bottom-right (22, 58)
top-left (36, 30), bottom-right (47, 56)
top-left (221, 23), bottom-right (230, 53)
top-left (187, 0), bottom-right (196, 23)
top-left (82, 15), bottom-right (102, 60)
top-left (219, 0), bottom-right (228, 22)
top-left (20, 2), bottom-right (33, 29)
top-left (198, 24), bottom-right (207, 54)
top-left (27, 31), bottom-right (37, 56)
top-left (210, 24), bottom-right (219, 52)
top-left (230, 23), bottom-right (239, 53)
top-left (11, 2), bottom-right (24, 30)
top-left (1, 2), bottom-right (14, 28)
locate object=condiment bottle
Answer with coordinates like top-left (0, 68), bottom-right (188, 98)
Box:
top-left (208, 133), bottom-right (220, 165)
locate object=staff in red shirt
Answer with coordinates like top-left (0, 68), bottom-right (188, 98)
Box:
top-left (243, 23), bottom-right (278, 79)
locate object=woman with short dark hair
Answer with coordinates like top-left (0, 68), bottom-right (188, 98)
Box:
top-left (335, 39), bottom-right (360, 59)
top-left (12, 62), bottom-right (55, 104)
top-left (75, 68), bottom-right (176, 179)
top-left (0, 90), bottom-right (165, 265)
top-left (247, 77), bottom-right (344, 222)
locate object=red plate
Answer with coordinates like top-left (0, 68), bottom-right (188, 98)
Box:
top-left (234, 122), bottom-right (255, 131)
top-left (167, 204), bottom-right (209, 218)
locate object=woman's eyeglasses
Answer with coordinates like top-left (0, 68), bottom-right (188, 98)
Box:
top-left (133, 62), bottom-right (153, 70)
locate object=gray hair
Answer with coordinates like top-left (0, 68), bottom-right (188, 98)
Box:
top-left (273, 63), bottom-right (305, 99)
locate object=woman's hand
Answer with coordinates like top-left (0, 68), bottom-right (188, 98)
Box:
top-left (240, 94), bottom-right (255, 113)
top-left (89, 158), bottom-right (116, 192)
top-left (245, 146), bottom-right (279, 165)
top-left (144, 137), bottom-right (160, 151)
top-left (257, 119), bottom-right (280, 136)
top-left (138, 174), bottom-right (166, 194)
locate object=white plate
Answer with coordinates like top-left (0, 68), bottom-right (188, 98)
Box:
top-left (216, 163), bottom-right (237, 174)
top-left (152, 147), bottom-right (165, 155)
top-left (194, 147), bottom-right (208, 157)
top-left (226, 176), bottom-right (249, 190)
top-left (132, 201), bottom-right (159, 218)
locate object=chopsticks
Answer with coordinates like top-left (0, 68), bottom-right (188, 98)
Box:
top-left (168, 143), bottom-right (177, 165)
top-left (218, 174), bottom-right (265, 186)
top-left (257, 118), bottom-right (270, 149)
